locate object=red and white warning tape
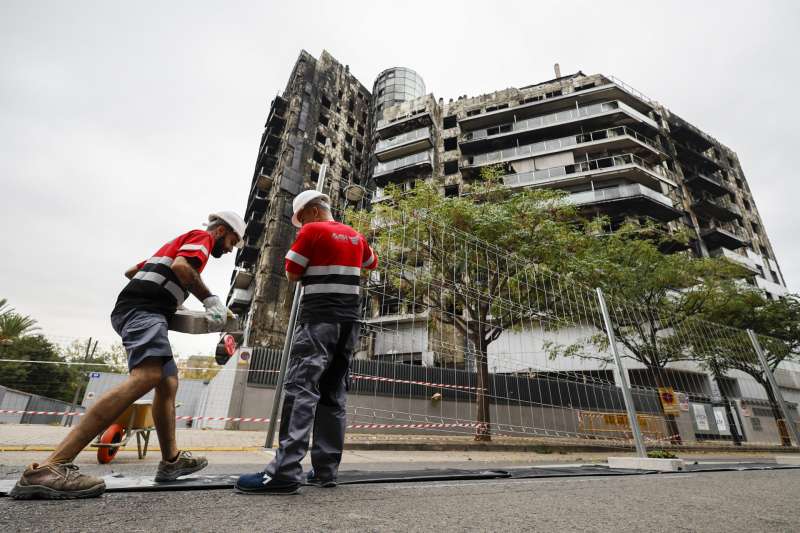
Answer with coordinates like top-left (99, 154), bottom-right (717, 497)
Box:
top-left (0, 409), bottom-right (479, 430)
top-left (350, 373), bottom-right (484, 392)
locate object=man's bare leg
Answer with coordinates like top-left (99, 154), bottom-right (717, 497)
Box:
top-left (44, 360), bottom-right (164, 465)
top-left (152, 375), bottom-right (179, 461)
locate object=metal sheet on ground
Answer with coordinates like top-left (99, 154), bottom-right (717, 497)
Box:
top-left (1, 463), bottom-right (799, 496)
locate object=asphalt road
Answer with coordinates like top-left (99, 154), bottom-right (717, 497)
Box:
top-left (2, 466), bottom-right (799, 532)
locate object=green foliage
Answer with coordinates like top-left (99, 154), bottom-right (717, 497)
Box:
top-left (647, 449), bottom-right (678, 459)
top-left (0, 298), bottom-right (39, 343)
top-left (0, 335), bottom-right (79, 403)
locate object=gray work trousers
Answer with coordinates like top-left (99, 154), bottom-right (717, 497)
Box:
top-left (266, 321), bottom-right (360, 482)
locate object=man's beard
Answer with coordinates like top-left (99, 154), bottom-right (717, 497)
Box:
top-left (211, 237), bottom-right (225, 258)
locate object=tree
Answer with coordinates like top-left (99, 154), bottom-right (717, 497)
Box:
top-left (0, 335), bottom-right (79, 402)
top-left (0, 298), bottom-right (39, 343)
top-left (348, 168), bottom-right (591, 441)
top-left (695, 288), bottom-right (800, 445)
top-left (550, 221), bottom-right (748, 443)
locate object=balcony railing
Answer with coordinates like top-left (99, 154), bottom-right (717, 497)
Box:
top-left (461, 100), bottom-right (657, 143)
top-left (710, 247), bottom-right (760, 273)
top-left (375, 127), bottom-right (431, 154)
top-left (567, 183), bottom-right (673, 209)
top-left (692, 196), bottom-right (743, 221)
top-left (463, 125), bottom-right (661, 168)
top-left (502, 153), bottom-right (672, 189)
top-left (372, 151), bottom-right (432, 178)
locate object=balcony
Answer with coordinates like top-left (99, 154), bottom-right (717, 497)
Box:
top-left (675, 142), bottom-right (724, 173)
top-left (236, 243), bottom-right (260, 266)
top-left (691, 196), bottom-right (743, 222)
top-left (371, 151), bottom-right (432, 185)
top-left (376, 107), bottom-right (433, 138)
top-left (231, 268), bottom-right (254, 290)
top-left (227, 285), bottom-right (254, 312)
top-left (245, 195), bottom-right (268, 219)
top-left (567, 183), bottom-right (681, 222)
top-left (700, 226), bottom-right (748, 250)
top-left (461, 125), bottom-right (663, 174)
top-left (684, 170), bottom-right (731, 197)
top-left (244, 216), bottom-right (265, 239)
top-left (458, 81), bottom-right (655, 130)
top-left (375, 127), bottom-right (433, 162)
top-left (501, 153), bottom-right (676, 192)
top-left (756, 277), bottom-right (789, 298)
top-left (253, 173), bottom-right (273, 194)
top-left (709, 248), bottom-right (761, 274)
top-left (459, 100), bottom-right (658, 153)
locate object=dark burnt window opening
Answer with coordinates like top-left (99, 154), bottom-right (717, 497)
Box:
top-left (443, 137), bottom-right (458, 151)
top-left (443, 115), bottom-right (457, 129)
top-left (443, 161), bottom-right (459, 176)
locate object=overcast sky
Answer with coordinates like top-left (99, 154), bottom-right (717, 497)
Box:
top-left (2, 0), bottom-right (799, 356)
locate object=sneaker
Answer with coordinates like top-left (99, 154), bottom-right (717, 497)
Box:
top-left (235, 471), bottom-right (300, 495)
top-left (10, 463), bottom-right (105, 500)
top-left (154, 451), bottom-right (208, 482)
top-left (306, 468), bottom-right (337, 488)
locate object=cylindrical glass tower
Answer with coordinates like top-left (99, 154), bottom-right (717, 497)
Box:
top-left (373, 67), bottom-right (426, 115)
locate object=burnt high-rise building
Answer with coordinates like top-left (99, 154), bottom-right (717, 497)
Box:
top-left (226, 51), bottom-right (788, 353)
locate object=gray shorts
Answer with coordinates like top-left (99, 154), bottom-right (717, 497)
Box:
top-left (110, 309), bottom-right (178, 377)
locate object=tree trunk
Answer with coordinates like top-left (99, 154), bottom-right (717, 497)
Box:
top-left (652, 367), bottom-right (683, 445)
top-left (473, 331), bottom-right (491, 441)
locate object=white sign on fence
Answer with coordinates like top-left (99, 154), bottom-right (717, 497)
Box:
top-left (692, 403), bottom-right (710, 431)
top-left (713, 407), bottom-right (730, 435)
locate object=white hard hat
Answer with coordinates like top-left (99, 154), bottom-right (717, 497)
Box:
top-left (291, 190), bottom-right (331, 228)
top-left (207, 211), bottom-right (246, 248)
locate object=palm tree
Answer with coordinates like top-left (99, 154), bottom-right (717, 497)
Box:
top-left (0, 298), bottom-right (39, 343)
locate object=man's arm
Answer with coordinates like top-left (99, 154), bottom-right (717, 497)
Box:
top-left (286, 271), bottom-right (303, 283)
top-left (171, 256), bottom-right (212, 301)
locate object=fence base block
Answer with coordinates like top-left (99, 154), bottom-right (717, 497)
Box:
top-left (774, 455), bottom-right (800, 465)
top-left (607, 457), bottom-right (684, 471)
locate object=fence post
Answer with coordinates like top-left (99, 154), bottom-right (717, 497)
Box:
top-left (595, 288), bottom-right (647, 457)
top-left (263, 164), bottom-right (327, 449)
top-left (746, 329), bottom-right (800, 447)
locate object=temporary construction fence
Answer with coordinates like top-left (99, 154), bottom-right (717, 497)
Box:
top-left (2, 211), bottom-right (799, 455)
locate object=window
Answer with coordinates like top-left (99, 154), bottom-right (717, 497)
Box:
top-left (443, 115), bottom-right (457, 129)
top-left (751, 222), bottom-right (760, 234)
top-left (443, 137), bottom-right (457, 151)
top-left (313, 149), bottom-right (324, 164)
top-left (743, 199), bottom-right (751, 211)
top-left (356, 140), bottom-right (364, 152)
top-left (320, 95), bottom-right (331, 109)
top-left (347, 116), bottom-right (355, 128)
top-left (345, 132), bottom-right (353, 144)
top-left (545, 89), bottom-right (563, 98)
top-left (357, 125), bottom-right (365, 136)
top-left (443, 162), bottom-right (459, 177)
top-left (315, 132), bottom-right (326, 145)
top-left (318, 114), bottom-right (330, 127)
top-left (574, 82), bottom-right (596, 92)
top-left (466, 109), bottom-right (481, 117)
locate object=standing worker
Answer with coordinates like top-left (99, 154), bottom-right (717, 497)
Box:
top-left (236, 190), bottom-right (377, 495)
top-left (11, 211), bottom-right (246, 500)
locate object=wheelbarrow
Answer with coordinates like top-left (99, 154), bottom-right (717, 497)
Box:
top-left (91, 400), bottom-right (154, 464)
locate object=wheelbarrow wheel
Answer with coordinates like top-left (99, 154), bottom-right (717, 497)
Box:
top-left (97, 424), bottom-right (124, 464)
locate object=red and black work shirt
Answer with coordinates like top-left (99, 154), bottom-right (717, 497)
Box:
top-left (285, 221), bottom-right (378, 323)
top-left (112, 230), bottom-right (214, 317)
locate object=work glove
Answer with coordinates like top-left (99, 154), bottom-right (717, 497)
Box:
top-left (202, 295), bottom-right (228, 332)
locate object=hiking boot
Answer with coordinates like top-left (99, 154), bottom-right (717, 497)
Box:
top-left (10, 463), bottom-right (105, 500)
top-left (154, 451), bottom-right (208, 482)
top-left (235, 471), bottom-right (300, 495)
top-left (306, 468), bottom-right (337, 488)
